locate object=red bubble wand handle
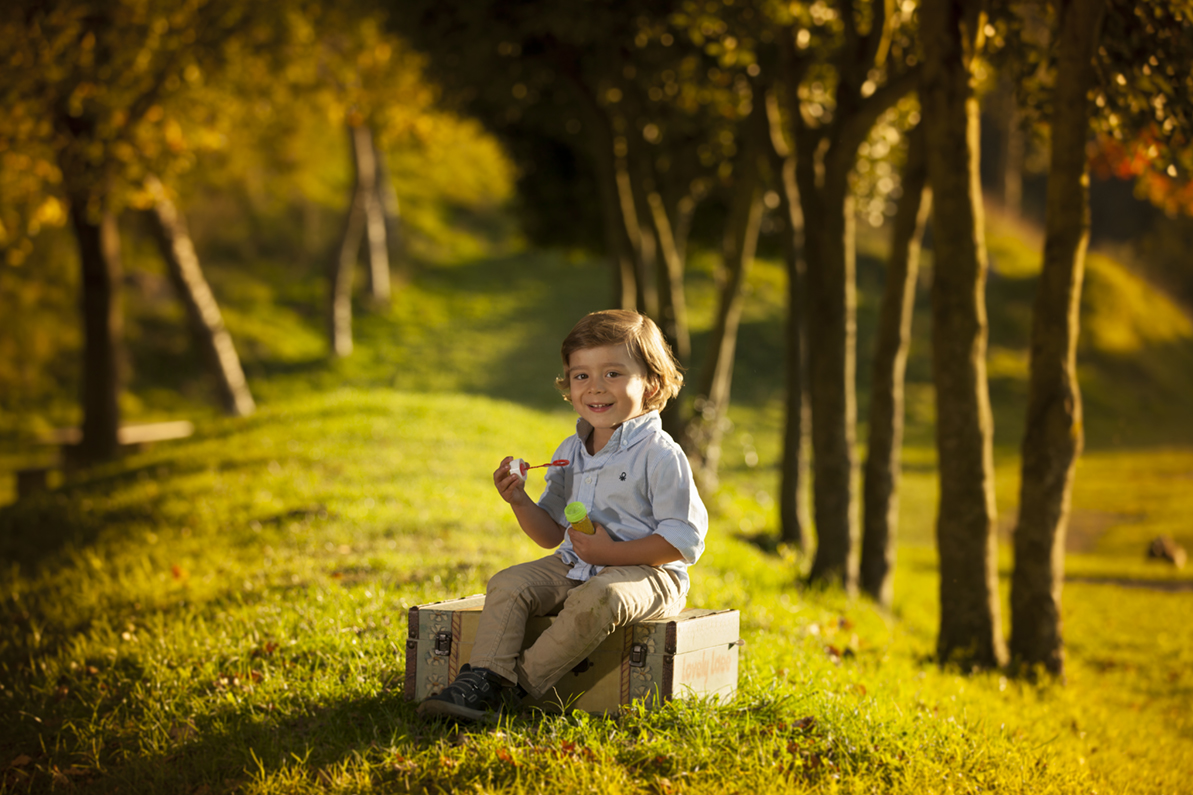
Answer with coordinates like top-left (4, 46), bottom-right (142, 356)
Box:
top-left (509, 458), bottom-right (570, 480)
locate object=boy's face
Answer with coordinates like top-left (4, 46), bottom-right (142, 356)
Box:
top-left (567, 344), bottom-right (654, 436)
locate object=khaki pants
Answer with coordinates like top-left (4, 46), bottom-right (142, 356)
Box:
top-left (469, 555), bottom-right (685, 700)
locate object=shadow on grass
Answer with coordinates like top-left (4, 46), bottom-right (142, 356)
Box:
top-left (5, 688), bottom-right (483, 794)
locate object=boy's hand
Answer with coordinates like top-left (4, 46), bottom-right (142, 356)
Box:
top-left (568, 522), bottom-right (616, 565)
top-left (493, 456), bottom-right (532, 507)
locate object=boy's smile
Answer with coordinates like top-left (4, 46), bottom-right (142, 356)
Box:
top-left (567, 344), bottom-right (655, 453)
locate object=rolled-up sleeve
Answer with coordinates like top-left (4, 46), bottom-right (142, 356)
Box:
top-left (646, 443), bottom-right (707, 565)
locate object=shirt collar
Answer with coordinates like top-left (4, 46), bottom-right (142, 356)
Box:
top-left (575, 410), bottom-right (661, 454)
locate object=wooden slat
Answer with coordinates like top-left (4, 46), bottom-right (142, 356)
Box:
top-left (39, 421), bottom-right (194, 446)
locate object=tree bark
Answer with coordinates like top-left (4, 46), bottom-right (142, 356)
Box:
top-left (800, 160), bottom-right (859, 589)
top-left (681, 97), bottom-right (767, 490)
top-left (67, 197), bottom-right (124, 465)
top-left (619, 145), bottom-right (659, 319)
top-left (144, 176), bottom-right (256, 418)
top-left (646, 188), bottom-right (693, 445)
top-left (992, 78), bottom-right (1026, 217)
top-left (375, 145), bottom-right (408, 286)
top-left (575, 88), bottom-right (640, 311)
top-left (328, 151), bottom-right (366, 358)
top-left (777, 19), bottom-right (918, 589)
top-left (764, 90), bottom-right (812, 553)
top-left (354, 124), bottom-right (391, 305)
top-left (646, 190), bottom-right (691, 365)
top-left (861, 122), bottom-right (932, 608)
top-left (1010, 0), bottom-right (1105, 678)
top-left (920, 0), bottom-right (1007, 669)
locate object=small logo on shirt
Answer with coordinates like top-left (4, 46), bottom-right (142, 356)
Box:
top-left (620, 472), bottom-right (627, 481)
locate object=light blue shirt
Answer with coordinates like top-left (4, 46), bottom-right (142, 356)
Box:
top-left (536, 410), bottom-right (708, 595)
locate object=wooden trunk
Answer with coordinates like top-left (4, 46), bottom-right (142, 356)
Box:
top-left (404, 595), bottom-right (740, 715)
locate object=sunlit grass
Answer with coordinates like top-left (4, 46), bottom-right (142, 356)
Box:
top-left (3, 212), bottom-right (1193, 792)
top-left (2, 387), bottom-right (1191, 793)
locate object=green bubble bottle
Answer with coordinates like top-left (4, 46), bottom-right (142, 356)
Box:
top-left (564, 502), bottom-right (595, 535)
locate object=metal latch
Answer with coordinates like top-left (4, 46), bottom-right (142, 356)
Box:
top-left (433, 631), bottom-right (452, 656)
top-left (629, 642), bottom-right (647, 667)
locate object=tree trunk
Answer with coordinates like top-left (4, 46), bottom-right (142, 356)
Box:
top-left (993, 79), bottom-right (1026, 218)
top-left (861, 123), bottom-right (932, 608)
top-left (595, 154), bottom-right (639, 311)
top-left (682, 100), bottom-right (767, 490)
top-left (581, 108), bottom-right (639, 311)
top-left (353, 124), bottom-right (391, 305)
top-left (775, 15), bottom-right (918, 584)
top-left (646, 188), bottom-right (693, 445)
top-left (765, 91), bottom-right (812, 553)
top-left (67, 197), bottom-right (124, 465)
top-left (328, 157), bottom-right (366, 358)
top-left (144, 176), bottom-right (255, 418)
top-left (375, 146), bottom-right (408, 286)
top-left (684, 169), bottom-right (764, 491)
top-left (619, 150), bottom-right (659, 319)
top-left (646, 190), bottom-right (691, 365)
top-left (920, 0), bottom-right (1007, 669)
top-left (1010, 0), bottom-right (1104, 678)
top-left (800, 159), bottom-right (859, 590)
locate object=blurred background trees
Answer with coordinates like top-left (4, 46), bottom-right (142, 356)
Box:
top-left (2, 0), bottom-right (1192, 674)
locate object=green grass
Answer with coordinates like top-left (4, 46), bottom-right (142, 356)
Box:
top-left (3, 219), bottom-right (1193, 792)
top-left (3, 387), bottom-right (1192, 793)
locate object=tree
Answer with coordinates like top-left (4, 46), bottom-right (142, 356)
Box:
top-left (762, 86), bottom-right (813, 553)
top-left (313, 10), bottom-right (434, 356)
top-left (681, 86), bottom-right (769, 490)
top-left (395, 0), bottom-right (772, 459)
top-left (860, 120), bottom-right (931, 608)
top-left (919, 0), bottom-right (1007, 668)
top-left (1009, 0), bottom-right (1193, 676)
top-left (329, 121), bottom-right (387, 358)
top-left (772, 0), bottom-right (920, 590)
top-left (0, 0), bottom-right (295, 463)
top-left (144, 176), bottom-right (255, 417)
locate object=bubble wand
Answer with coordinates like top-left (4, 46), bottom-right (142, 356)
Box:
top-left (508, 458), bottom-right (570, 481)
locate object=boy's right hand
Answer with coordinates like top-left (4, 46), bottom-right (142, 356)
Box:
top-left (494, 456), bottom-right (531, 507)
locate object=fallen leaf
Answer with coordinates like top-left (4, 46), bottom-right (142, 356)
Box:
top-left (10, 755), bottom-right (32, 768)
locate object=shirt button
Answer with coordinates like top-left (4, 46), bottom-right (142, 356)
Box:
top-left (585, 477), bottom-right (593, 484)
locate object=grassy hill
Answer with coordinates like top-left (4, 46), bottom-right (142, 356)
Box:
top-left (2, 215), bottom-right (1193, 792)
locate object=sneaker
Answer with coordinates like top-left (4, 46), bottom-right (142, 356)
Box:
top-left (417, 665), bottom-right (521, 722)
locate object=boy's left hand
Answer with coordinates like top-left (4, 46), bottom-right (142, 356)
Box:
top-left (568, 522), bottom-right (616, 566)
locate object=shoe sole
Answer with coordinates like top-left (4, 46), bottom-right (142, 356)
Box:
top-left (417, 698), bottom-right (499, 723)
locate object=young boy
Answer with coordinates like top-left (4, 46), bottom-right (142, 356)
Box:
top-left (418, 310), bottom-right (708, 721)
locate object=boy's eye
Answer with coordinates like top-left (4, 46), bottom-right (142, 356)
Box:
top-left (606, 371), bottom-right (621, 378)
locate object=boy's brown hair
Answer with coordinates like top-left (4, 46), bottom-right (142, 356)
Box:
top-left (555, 310), bottom-right (684, 412)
